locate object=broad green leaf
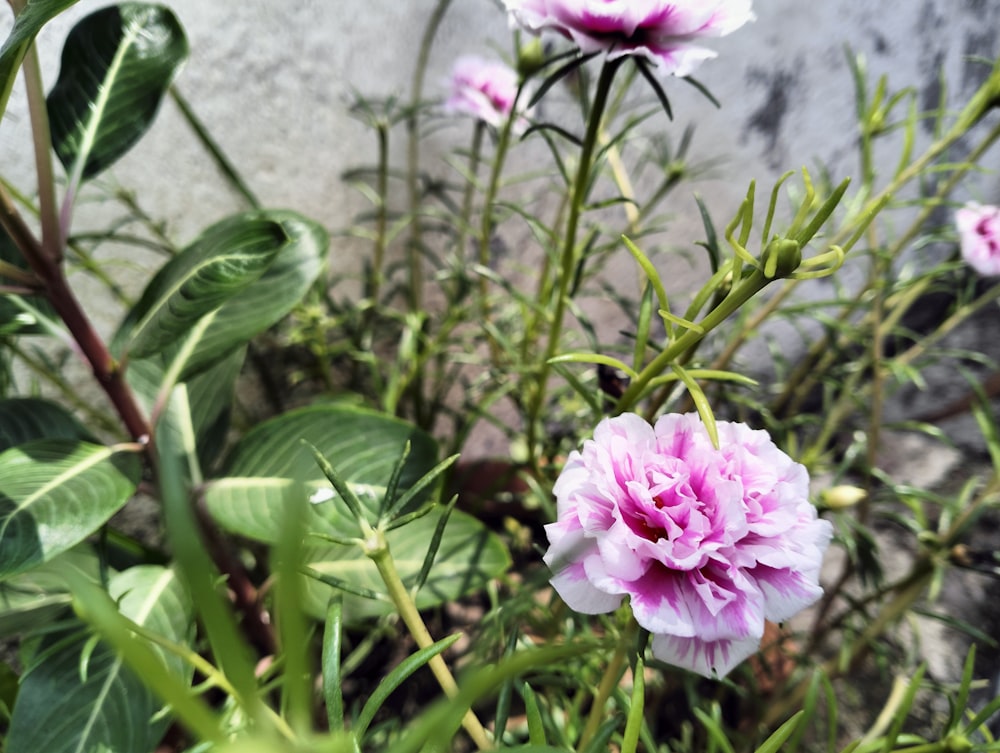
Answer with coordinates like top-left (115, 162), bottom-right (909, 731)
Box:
top-left (5, 565), bottom-right (193, 753)
top-left (203, 404), bottom-right (511, 623)
top-left (126, 347), bottom-right (245, 472)
top-left (301, 506), bottom-right (510, 623)
top-left (0, 397), bottom-right (94, 452)
top-left (0, 0), bottom-right (81, 121)
top-left (46, 2), bottom-right (188, 182)
top-left (121, 216), bottom-right (286, 358)
top-left (119, 209), bottom-right (327, 380)
top-left (0, 546), bottom-right (98, 637)
top-left (205, 404), bottom-right (439, 539)
top-left (0, 440), bottom-right (140, 580)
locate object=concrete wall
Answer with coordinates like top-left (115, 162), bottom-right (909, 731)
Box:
top-left (1, 0), bottom-right (998, 350)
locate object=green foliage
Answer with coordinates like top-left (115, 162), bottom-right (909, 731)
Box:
top-left (0, 0), bottom-right (81, 120)
top-left (5, 565), bottom-right (193, 753)
top-left (0, 440), bottom-right (140, 580)
top-left (1, 1), bottom-right (1000, 752)
top-left (46, 2), bottom-right (188, 183)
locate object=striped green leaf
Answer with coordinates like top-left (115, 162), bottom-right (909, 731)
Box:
top-left (0, 440), bottom-right (140, 580)
top-left (46, 2), bottom-right (188, 182)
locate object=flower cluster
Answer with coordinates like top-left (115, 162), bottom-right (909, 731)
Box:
top-left (444, 55), bottom-right (527, 132)
top-left (502, 0), bottom-right (755, 78)
top-left (956, 201), bottom-right (1000, 277)
top-left (544, 412), bottom-right (831, 678)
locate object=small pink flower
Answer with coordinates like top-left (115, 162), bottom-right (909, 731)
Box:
top-left (544, 413), bottom-right (831, 678)
top-left (444, 55), bottom-right (526, 131)
top-left (503, 0), bottom-right (755, 78)
top-left (956, 202), bottom-right (1000, 276)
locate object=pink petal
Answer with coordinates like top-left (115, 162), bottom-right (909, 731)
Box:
top-left (651, 633), bottom-right (761, 679)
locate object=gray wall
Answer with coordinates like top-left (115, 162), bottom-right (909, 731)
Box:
top-left (2, 1), bottom-right (999, 341)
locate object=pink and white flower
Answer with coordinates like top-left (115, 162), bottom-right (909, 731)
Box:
top-left (956, 202), bottom-right (1000, 277)
top-left (444, 55), bottom-right (527, 131)
top-left (544, 412), bottom-right (831, 678)
top-left (502, 0), bottom-right (755, 78)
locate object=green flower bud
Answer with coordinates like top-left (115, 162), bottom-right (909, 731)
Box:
top-left (820, 485), bottom-right (867, 510)
top-left (516, 38), bottom-right (546, 79)
top-left (761, 237), bottom-right (802, 279)
top-left (945, 733), bottom-right (973, 753)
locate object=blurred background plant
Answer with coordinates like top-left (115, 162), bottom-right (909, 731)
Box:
top-left (0, 1), bottom-right (999, 752)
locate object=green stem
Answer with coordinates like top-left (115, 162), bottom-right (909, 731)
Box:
top-left (616, 268), bottom-right (771, 415)
top-left (169, 86), bottom-right (260, 209)
top-left (526, 59), bottom-right (622, 459)
top-left (713, 109), bottom-right (1000, 385)
top-left (577, 617), bottom-right (637, 753)
top-left (477, 105), bottom-right (519, 367)
top-left (406, 0), bottom-right (453, 313)
top-left (365, 529), bottom-right (492, 750)
top-left (459, 120), bottom-right (484, 260)
top-left (0, 185), bottom-right (151, 441)
top-left (372, 120), bottom-right (390, 304)
top-left (21, 42), bottom-right (61, 260)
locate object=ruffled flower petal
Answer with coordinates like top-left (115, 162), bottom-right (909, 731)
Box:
top-left (544, 412), bottom-right (830, 678)
top-left (651, 633), bottom-right (762, 679)
top-left (956, 202), bottom-right (1000, 277)
top-left (503, 0), bottom-right (755, 77)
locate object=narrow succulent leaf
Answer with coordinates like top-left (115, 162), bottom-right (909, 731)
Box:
top-left (321, 596), bottom-right (345, 731)
top-left (47, 3), bottom-right (189, 182)
top-left (0, 441), bottom-right (140, 580)
top-left (549, 352), bottom-right (638, 381)
top-left (634, 282), bottom-right (655, 366)
top-left (633, 57), bottom-right (673, 120)
top-left (0, 0), bottom-right (80, 120)
top-left (551, 363), bottom-right (603, 415)
top-left (355, 634), bottom-right (462, 742)
top-left (522, 682), bottom-right (547, 746)
top-left (380, 440), bottom-right (411, 521)
top-left (155, 387), bottom-right (261, 726)
top-left (582, 717), bottom-right (623, 753)
top-left (300, 567), bottom-right (389, 602)
top-left (527, 51), bottom-right (600, 108)
top-left (382, 453), bottom-right (459, 523)
top-left (413, 495), bottom-right (457, 592)
top-left (208, 404), bottom-right (440, 537)
top-left (300, 507), bottom-right (509, 624)
top-left (307, 441), bottom-right (369, 531)
top-left (694, 194), bottom-right (721, 273)
top-left (681, 74), bottom-right (721, 108)
top-left (521, 121), bottom-right (583, 147)
top-left (756, 712), bottom-right (805, 753)
top-left (694, 707), bottom-right (737, 753)
top-left (621, 235), bottom-right (669, 314)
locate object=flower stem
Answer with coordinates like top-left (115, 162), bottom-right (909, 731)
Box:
top-left (526, 59), bottom-right (622, 460)
top-left (477, 97), bottom-right (521, 367)
top-left (406, 0), bottom-right (453, 314)
top-left (616, 268), bottom-right (771, 416)
top-left (577, 616), bottom-right (637, 753)
top-left (21, 42), bottom-right (61, 261)
top-left (366, 530), bottom-right (493, 750)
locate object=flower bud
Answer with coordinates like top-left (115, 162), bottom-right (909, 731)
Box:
top-left (945, 733), bottom-right (973, 753)
top-left (761, 237), bottom-right (802, 279)
top-left (516, 38), bottom-right (546, 79)
top-left (820, 484), bottom-right (867, 510)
